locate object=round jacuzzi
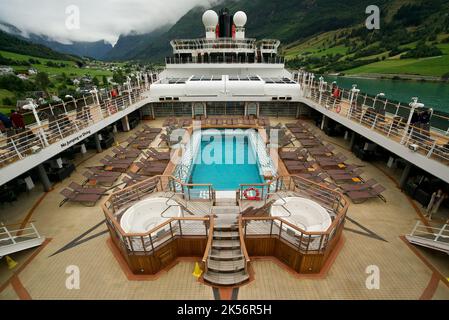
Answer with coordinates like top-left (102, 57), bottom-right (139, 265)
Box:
top-left (120, 197), bottom-right (181, 234)
top-left (270, 197), bottom-right (332, 233)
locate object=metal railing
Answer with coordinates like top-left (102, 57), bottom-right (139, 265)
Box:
top-left (0, 222), bottom-right (43, 255)
top-left (300, 77), bottom-right (449, 165)
top-left (409, 220), bottom-right (449, 244)
top-left (165, 56), bottom-right (285, 65)
top-left (241, 175), bottom-right (348, 254)
top-left (0, 86), bottom-right (145, 169)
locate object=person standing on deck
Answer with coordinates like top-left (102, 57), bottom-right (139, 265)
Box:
top-left (426, 189), bottom-right (448, 220)
top-left (10, 109), bottom-right (25, 129)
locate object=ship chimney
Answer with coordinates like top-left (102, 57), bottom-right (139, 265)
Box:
top-left (218, 8), bottom-right (233, 38)
top-left (202, 10), bottom-right (218, 39)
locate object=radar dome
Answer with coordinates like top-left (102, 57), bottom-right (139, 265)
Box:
top-left (233, 11), bottom-right (247, 27)
top-left (202, 10), bottom-right (218, 28)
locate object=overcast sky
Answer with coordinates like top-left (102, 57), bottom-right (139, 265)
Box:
top-left (0, 0), bottom-right (219, 45)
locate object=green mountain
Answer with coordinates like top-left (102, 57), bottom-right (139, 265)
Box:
top-left (0, 29), bottom-right (76, 61)
top-left (106, 0), bottom-right (391, 61)
top-left (105, 0), bottom-right (449, 78)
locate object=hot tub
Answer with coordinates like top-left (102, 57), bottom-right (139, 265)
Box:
top-left (120, 197), bottom-right (181, 235)
top-left (270, 197), bottom-right (331, 234)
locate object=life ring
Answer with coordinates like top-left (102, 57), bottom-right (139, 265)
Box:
top-left (243, 187), bottom-right (261, 201)
top-left (335, 105), bottom-right (341, 113)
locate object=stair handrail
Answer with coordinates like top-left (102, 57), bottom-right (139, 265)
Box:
top-left (238, 215), bottom-right (251, 273)
top-left (201, 215), bottom-right (215, 273)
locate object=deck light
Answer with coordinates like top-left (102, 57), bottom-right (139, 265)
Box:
top-left (23, 101), bottom-right (49, 146)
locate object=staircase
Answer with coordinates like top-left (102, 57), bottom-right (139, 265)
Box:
top-left (203, 201), bottom-right (250, 286)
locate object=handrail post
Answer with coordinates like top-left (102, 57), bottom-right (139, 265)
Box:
top-left (149, 234), bottom-right (155, 254)
top-left (178, 220), bottom-right (182, 237)
top-left (279, 221), bottom-right (282, 239)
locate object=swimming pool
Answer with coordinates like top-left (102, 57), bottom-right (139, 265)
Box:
top-left (188, 129), bottom-right (267, 190)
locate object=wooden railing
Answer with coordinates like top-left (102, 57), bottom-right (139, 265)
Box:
top-left (201, 215), bottom-right (215, 272)
top-left (238, 215), bottom-right (251, 273)
top-left (241, 175), bottom-right (348, 255)
top-left (102, 174), bottom-right (216, 256)
top-left (103, 173), bottom-right (347, 262)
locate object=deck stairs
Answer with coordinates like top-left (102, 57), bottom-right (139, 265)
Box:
top-left (406, 221), bottom-right (449, 254)
top-left (0, 223), bottom-right (45, 258)
top-left (203, 200), bottom-right (249, 286)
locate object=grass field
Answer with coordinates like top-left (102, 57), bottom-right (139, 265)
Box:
top-left (285, 28), bottom-right (449, 78)
top-left (345, 43), bottom-right (449, 77)
top-left (0, 50), bottom-right (113, 78)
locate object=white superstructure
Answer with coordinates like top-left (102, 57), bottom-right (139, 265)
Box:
top-left (146, 8), bottom-right (298, 106)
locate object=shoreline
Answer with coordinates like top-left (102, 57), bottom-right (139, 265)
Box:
top-left (330, 73), bottom-right (447, 83)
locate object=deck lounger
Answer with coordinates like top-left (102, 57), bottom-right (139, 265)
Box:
top-left (68, 182), bottom-right (106, 195)
top-left (82, 171), bottom-right (118, 186)
top-left (300, 139), bottom-right (321, 148)
top-left (346, 185), bottom-right (387, 203)
top-left (142, 125), bottom-right (162, 133)
top-left (148, 148), bottom-right (171, 160)
top-left (112, 147), bottom-right (140, 158)
top-left (104, 155), bottom-right (134, 165)
top-left (100, 158), bottom-right (130, 169)
top-left (279, 150), bottom-right (301, 160)
top-left (340, 179), bottom-right (378, 192)
top-left (60, 189), bottom-right (103, 207)
top-left (88, 168), bottom-right (121, 177)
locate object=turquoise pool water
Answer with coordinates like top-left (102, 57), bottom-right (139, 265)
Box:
top-left (189, 130), bottom-right (263, 190)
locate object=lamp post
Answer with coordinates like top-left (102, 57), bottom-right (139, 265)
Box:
top-left (373, 93), bottom-right (385, 111)
top-left (23, 101), bottom-right (49, 146)
top-left (318, 76), bottom-right (324, 104)
top-left (65, 95), bottom-right (79, 130)
top-left (348, 85), bottom-right (360, 118)
top-left (90, 87), bottom-right (100, 105)
top-left (125, 76), bottom-right (132, 104)
top-left (401, 97), bottom-right (424, 144)
top-left (65, 95), bottom-right (77, 109)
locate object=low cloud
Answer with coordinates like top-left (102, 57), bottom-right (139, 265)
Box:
top-left (0, 0), bottom-right (219, 45)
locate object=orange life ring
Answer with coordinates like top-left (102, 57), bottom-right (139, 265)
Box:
top-left (243, 187), bottom-right (261, 201)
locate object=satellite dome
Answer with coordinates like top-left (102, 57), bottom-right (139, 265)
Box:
top-left (233, 11), bottom-right (247, 27)
top-left (202, 10), bottom-right (218, 28)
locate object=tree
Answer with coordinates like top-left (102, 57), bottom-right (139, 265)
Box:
top-left (102, 75), bottom-right (108, 86)
top-left (112, 69), bottom-right (126, 85)
top-left (92, 76), bottom-right (100, 87)
top-left (35, 72), bottom-right (51, 94)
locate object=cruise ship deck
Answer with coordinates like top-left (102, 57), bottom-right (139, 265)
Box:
top-left (1, 8), bottom-right (448, 301)
top-left (0, 116), bottom-right (448, 300)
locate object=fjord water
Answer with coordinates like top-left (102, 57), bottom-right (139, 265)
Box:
top-left (325, 76), bottom-right (449, 113)
top-left (189, 131), bottom-right (263, 190)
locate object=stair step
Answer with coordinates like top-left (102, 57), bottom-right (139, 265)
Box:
top-left (203, 270), bottom-right (249, 286)
top-left (214, 224), bottom-right (238, 231)
top-left (213, 231), bottom-right (239, 239)
top-left (210, 249), bottom-right (243, 261)
top-left (212, 240), bottom-right (241, 249)
top-left (207, 259), bottom-right (245, 272)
